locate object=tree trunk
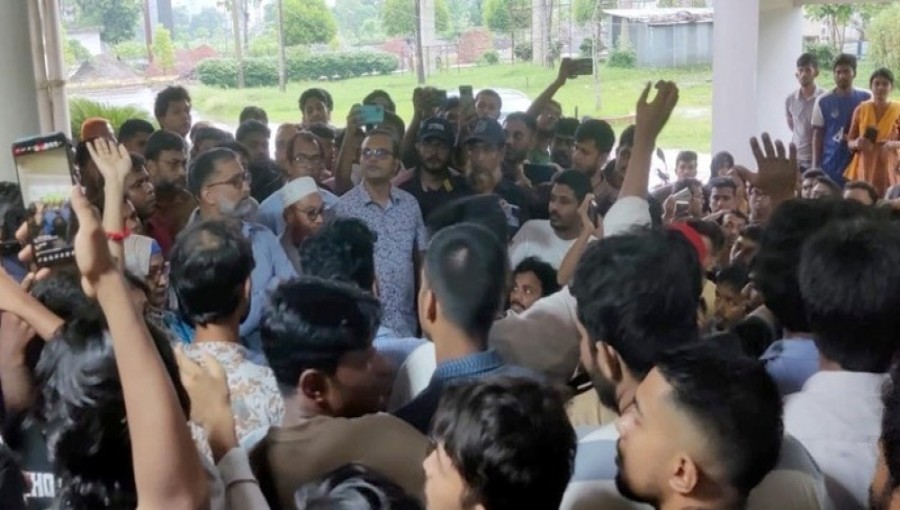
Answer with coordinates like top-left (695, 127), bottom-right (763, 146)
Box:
top-left (231, 0), bottom-right (245, 88)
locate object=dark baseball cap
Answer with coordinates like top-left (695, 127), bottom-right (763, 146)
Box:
top-left (465, 118), bottom-right (505, 147)
top-left (554, 117), bottom-right (580, 139)
top-left (417, 117), bottom-right (455, 146)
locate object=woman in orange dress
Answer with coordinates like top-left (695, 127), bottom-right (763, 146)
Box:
top-left (845, 68), bottom-right (900, 197)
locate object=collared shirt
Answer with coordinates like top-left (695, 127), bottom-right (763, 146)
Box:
top-left (374, 326), bottom-right (427, 372)
top-left (785, 370), bottom-right (887, 510)
top-left (760, 337), bottom-right (820, 396)
top-left (188, 211), bottom-right (297, 360)
top-left (334, 183), bottom-right (428, 337)
top-left (255, 184), bottom-right (338, 236)
top-left (562, 424), bottom-right (832, 510)
top-left (398, 168), bottom-right (472, 221)
top-left (182, 342), bottom-right (285, 443)
top-left (393, 349), bottom-right (536, 433)
top-left (811, 88), bottom-right (872, 183)
top-left (786, 86), bottom-right (826, 163)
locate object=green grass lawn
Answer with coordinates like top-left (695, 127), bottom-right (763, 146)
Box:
top-left (190, 63), bottom-right (714, 151)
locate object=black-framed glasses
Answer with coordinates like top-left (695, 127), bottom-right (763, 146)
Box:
top-left (361, 148), bottom-right (393, 160)
top-left (207, 171), bottom-right (251, 189)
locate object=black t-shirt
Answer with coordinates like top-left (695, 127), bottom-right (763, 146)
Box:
top-left (249, 160), bottom-right (285, 204)
top-left (398, 169), bottom-right (473, 221)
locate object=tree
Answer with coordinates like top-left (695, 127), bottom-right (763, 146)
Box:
top-left (152, 25), bottom-right (176, 75)
top-left (334, 0), bottom-right (383, 42)
top-left (75, 0), bottom-right (142, 44)
top-left (382, 0), bottom-right (450, 36)
top-left (483, 0), bottom-right (529, 59)
top-left (805, 5), bottom-right (855, 52)
top-left (191, 6), bottom-right (227, 39)
top-left (283, 0), bottom-right (338, 45)
top-left (869, 4), bottom-right (900, 74)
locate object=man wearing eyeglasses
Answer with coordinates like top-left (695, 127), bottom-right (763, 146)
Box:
top-left (279, 176), bottom-right (324, 272)
top-left (334, 129), bottom-right (428, 338)
top-left (256, 131), bottom-right (338, 236)
top-left (186, 147), bottom-right (297, 363)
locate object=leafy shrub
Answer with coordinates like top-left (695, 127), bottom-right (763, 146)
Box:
top-left (69, 97), bottom-right (154, 141)
top-left (197, 51), bottom-right (399, 88)
top-left (868, 5), bottom-right (900, 73)
top-left (514, 43), bottom-right (532, 61)
top-left (479, 50), bottom-right (500, 65)
top-left (803, 41), bottom-right (836, 70)
top-left (608, 41), bottom-right (636, 68)
top-left (579, 38), bottom-right (593, 58)
top-left (64, 39), bottom-right (92, 67)
top-left (114, 40), bottom-right (147, 62)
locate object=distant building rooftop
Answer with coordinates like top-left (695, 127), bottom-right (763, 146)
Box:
top-left (603, 8), bottom-right (714, 26)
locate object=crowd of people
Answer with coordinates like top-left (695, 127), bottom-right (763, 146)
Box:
top-left (0, 51), bottom-right (899, 510)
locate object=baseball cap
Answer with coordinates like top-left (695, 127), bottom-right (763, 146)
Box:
top-left (417, 117), bottom-right (454, 146)
top-left (465, 118), bottom-right (505, 147)
top-left (280, 176), bottom-right (319, 211)
top-left (554, 117), bottom-right (580, 140)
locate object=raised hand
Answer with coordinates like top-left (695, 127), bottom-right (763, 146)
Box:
top-left (746, 133), bottom-right (798, 202)
top-left (87, 138), bottom-right (132, 189)
top-left (557, 57), bottom-right (577, 85)
top-left (634, 81), bottom-right (679, 142)
top-left (69, 185), bottom-right (115, 296)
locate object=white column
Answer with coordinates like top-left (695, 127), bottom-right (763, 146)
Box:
top-left (711, 0), bottom-right (802, 166)
top-left (421, 0), bottom-right (436, 72)
top-left (0, 0), bottom-right (40, 183)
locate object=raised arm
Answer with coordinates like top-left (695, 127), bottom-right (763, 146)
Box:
top-left (70, 185), bottom-right (208, 510)
top-left (526, 58), bottom-right (576, 119)
top-left (334, 106), bottom-right (364, 195)
top-left (733, 134), bottom-right (799, 213)
top-left (620, 81), bottom-right (680, 200)
top-left (556, 193), bottom-right (600, 286)
top-left (401, 88), bottom-right (427, 168)
top-left (87, 138), bottom-right (133, 269)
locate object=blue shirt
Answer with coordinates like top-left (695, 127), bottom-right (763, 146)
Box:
top-left (393, 349), bottom-right (535, 433)
top-left (760, 337), bottom-right (820, 396)
top-left (812, 88), bottom-right (871, 184)
top-left (256, 184), bottom-right (338, 235)
top-left (334, 184), bottom-right (428, 336)
top-left (374, 326), bottom-right (427, 371)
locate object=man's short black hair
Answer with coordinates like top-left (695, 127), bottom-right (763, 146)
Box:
top-left (144, 129), bottom-right (187, 162)
top-left (673, 177), bottom-right (702, 194)
top-left (574, 119), bottom-right (615, 154)
top-left (571, 227), bottom-right (703, 379)
top-left (153, 85), bottom-right (191, 120)
top-left (711, 150), bottom-right (734, 172)
top-left (802, 168), bottom-right (826, 180)
top-left (513, 257), bottom-right (560, 298)
top-left (117, 119), bottom-right (155, 142)
top-left (685, 218), bottom-right (725, 254)
top-left (425, 223), bottom-right (508, 342)
top-left (754, 199), bottom-right (878, 334)
top-left (504, 112), bottom-right (537, 133)
top-left (236, 120), bottom-right (271, 143)
top-left (475, 88), bottom-right (501, 107)
top-left (676, 150), bottom-right (698, 165)
top-left (796, 52), bottom-right (818, 70)
top-left (299, 88), bottom-right (334, 112)
top-left (300, 218), bottom-right (376, 290)
top-left (814, 176), bottom-right (842, 198)
top-left (261, 277), bottom-right (381, 393)
top-left (799, 218), bottom-right (900, 372)
top-left (193, 126), bottom-right (234, 150)
top-left (709, 176), bottom-right (737, 194)
top-left (170, 219), bottom-right (255, 327)
top-left (427, 195), bottom-right (508, 244)
top-left (216, 141), bottom-right (251, 162)
top-left (739, 224), bottom-right (764, 243)
top-left (362, 89), bottom-right (396, 113)
top-left (655, 344), bottom-right (783, 499)
top-left (845, 180), bottom-right (879, 205)
top-left (431, 377), bottom-right (576, 510)
top-left (715, 264), bottom-right (749, 291)
top-left (552, 169), bottom-right (591, 204)
top-left (834, 53), bottom-right (858, 73)
top-left (294, 463), bottom-right (420, 509)
top-left (881, 364), bottom-right (900, 496)
top-left (187, 148), bottom-right (238, 197)
top-left (378, 111), bottom-right (406, 140)
top-left (239, 105), bottom-right (268, 125)
top-left (618, 124), bottom-right (635, 148)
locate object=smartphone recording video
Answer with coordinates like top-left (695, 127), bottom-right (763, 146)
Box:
top-left (12, 132), bottom-right (78, 268)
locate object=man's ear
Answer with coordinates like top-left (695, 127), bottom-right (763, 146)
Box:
top-left (597, 342), bottom-right (624, 384)
top-left (371, 279), bottom-right (380, 299)
top-left (242, 278), bottom-right (251, 302)
top-left (668, 454), bottom-right (699, 497)
top-left (423, 287), bottom-right (438, 325)
top-left (299, 370), bottom-right (331, 407)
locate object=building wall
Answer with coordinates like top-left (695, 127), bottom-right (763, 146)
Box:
top-left (612, 17), bottom-right (713, 68)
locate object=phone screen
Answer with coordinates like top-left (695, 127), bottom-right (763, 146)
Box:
top-left (359, 104), bottom-right (385, 126)
top-left (12, 133), bottom-right (77, 267)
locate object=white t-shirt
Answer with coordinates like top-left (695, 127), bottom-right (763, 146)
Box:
top-left (508, 219), bottom-right (579, 269)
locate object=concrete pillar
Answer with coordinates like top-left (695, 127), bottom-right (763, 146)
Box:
top-left (712, 0), bottom-right (802, 166)
top-left (0, 1), bottom-right (40, 183)
top-left (421, 0), bottom-right (436, 72)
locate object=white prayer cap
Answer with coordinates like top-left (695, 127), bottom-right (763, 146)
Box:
top-left (280, 177), bottom-right (319, 211)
